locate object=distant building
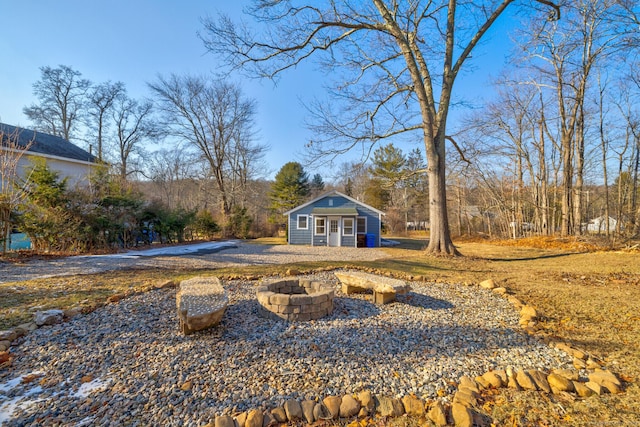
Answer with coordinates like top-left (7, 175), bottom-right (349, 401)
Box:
top-left (1, 122), bottom-right (99, 187)
top-left (284, 190), bottom-right (384, 247)
top-left (586, 215), bottom-right (620, 234)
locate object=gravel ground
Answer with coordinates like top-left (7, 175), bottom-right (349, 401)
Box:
top-left (0, 271), bottom-right (572, 426)
top-left (0, 242), bottom-right (390, 283)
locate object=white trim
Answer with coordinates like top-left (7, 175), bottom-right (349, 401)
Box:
top-left (314, 217), bottom-right (326, 236)
top-left (343, 217), bottom-right (354, 236)
top-left (1, 147), bottom-right (98, 167)
top-left (283, 190), bottom-right (385, 216)
top-left (297, 214), bottom-right (309, 230)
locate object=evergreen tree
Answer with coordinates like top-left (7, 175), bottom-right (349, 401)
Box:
top-left (269, 162), bottom-right (310, 224)
top-left (309, 173), bottom-right (325, 197)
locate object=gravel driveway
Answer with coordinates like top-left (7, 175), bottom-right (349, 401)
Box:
top-left (0, 242), bottom-right (390, 283)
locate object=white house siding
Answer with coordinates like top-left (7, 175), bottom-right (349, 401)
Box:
top-left (17, 154), bottom-right (97, 188)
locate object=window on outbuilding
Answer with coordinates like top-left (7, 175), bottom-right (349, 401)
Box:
top-left (343, 218), bottom-right (354, 236)
top-left (297, 215), bottom-right (308, 230)
top-left (357, 217), bottom-right (367, 234)
top-left (315, 217), bottom-right (326, 235)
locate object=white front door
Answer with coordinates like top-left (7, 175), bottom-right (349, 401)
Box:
top-left (328, 216), bottom-right (341, 247)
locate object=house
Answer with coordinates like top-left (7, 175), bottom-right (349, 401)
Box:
top-left (586, 215), bottom-right (620, 234)
top-left (284, 190), bottom-right (384, 247)
top-left (0, 122), bottom-right (99, 187)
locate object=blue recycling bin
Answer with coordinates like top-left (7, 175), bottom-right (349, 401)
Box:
top-left (365, 233), bottom-right (376, 248)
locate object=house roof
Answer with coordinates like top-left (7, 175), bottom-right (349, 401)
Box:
top-left (0, 123), bottom-right (97, 164)
top-left (284, 190), bottom-right (385, 216)
top-left (311, 207), bottom-right (359, 216)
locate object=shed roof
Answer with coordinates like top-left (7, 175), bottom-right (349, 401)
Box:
top-left (0, 122), bottom-right (97, 164)
top-left (311, 207), bottom-right (359, 215)
top-left (284, 190), bottom-right (385, 216)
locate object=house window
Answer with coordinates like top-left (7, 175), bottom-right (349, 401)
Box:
top-left (328, 199), bottom-right (333, 206)
top-left (297, 215), bottom-right (308, 230)
top-left (357, 217), bottom-right (367, 234)
top-left (315, 217), bottom-right (326, 235)
top-left (343, 218), bottom-right (354, 236)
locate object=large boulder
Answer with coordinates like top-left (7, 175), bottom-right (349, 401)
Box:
top-left (176, 277), bottom-right (228, 335)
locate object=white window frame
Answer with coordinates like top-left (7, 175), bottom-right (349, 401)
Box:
top-left (297, 214), bottom-right (308, 230)
top-left (357, 217), bottom-right (367, 234)
top-left (314, 217), bottom-right (326, 235)
top-left (343, 217), bottom-right (354, 236)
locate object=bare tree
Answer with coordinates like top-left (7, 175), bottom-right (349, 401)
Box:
top-left (112, 96), bottom-right (156, 181)
top-left (0, 125), bottom-right (32, 253)
top-left (201, 0), bottom-right (560, 255)
top-left (87, 81), bottom-right (125, 161)
top-left (149, 74), bottom-right (263, 219)
top-left (518, 0), bottom-right (623, 236)
top-left (23, 65), bottom-right (91, 141)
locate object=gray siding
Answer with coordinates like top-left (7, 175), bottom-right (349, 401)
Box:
top-left (288, 194), bottom-right (382, 247)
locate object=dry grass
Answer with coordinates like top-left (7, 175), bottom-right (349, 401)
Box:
top-left (1, 238), bottom-right (639, 425)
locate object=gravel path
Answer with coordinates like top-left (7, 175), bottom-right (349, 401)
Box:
top-left (0, 271), bottom-right (571, 426)
top-left (0, 242), bottom-right (390, 283)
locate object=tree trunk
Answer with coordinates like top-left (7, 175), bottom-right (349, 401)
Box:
top-left (425, 133), bottom-right (458, 255)
top-left (561, 133), bottom-right (573, 236)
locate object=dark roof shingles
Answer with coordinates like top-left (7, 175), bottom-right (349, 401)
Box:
top-left (0, 123), bottom-right (97, 163)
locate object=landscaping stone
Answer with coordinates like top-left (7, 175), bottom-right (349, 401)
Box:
top-left (527, 370), bottom-right (551, 393)
top-left (313, 402), bottom-right (332, 421)
top-left (358, 390), bottom-right (375, 413)
top-left (245, 409), bottom-right (263, 427)
top-left (547, 373), bottom-right (575, 393)
top-left (270, 406), bottom-right (286, 422)
top-left (428, 402), bottom-right (448, 426)
top-left (284, 399), bottom-right (303, 421)
top-left (515, 370), bottom-right (538, 391)
top-left (0, 330), bottom-right (17, 341)
top-left (176, 277), bottom-right (228, 335)
top-left (34, 309), bottom-right (64, 326)
top-left (215, 415), bottom-right (235, 427)
top-left (301, 400), bottom-right (316, 423)
top-left (376, 396), bottom-right (404, 417)
top-left (401, 395), bottom-right (425, 416)
top-left (323, 396), bottom-right (342, 419)
top-left (451, 402), bottom-right (473, 427)
top-left (479, 279), bottom-right (496, 289)
top-left (481, 371), bottom-right (505, 388)
top-left (340, 394), bottom-right (361, 418)
top-left (573, 381), bottom-right (595, 397)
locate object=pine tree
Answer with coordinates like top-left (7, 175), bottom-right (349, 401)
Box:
top-left (269, 162), bottom-right (310, 223)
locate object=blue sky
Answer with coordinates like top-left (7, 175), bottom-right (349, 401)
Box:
top-left (0, 1), bottom-right (516, 180)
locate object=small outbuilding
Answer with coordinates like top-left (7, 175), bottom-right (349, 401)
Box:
top-left (284, 190), bottom-right (384, 247)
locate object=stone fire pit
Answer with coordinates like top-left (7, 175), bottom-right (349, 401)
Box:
top-left (256, 278), bottom-right (334, 321)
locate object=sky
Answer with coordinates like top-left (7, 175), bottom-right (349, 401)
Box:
top-left (0, 1), bottom-right (517, 180)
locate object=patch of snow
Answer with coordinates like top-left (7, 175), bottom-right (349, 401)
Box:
top-left (71, 378), bottom-right (112, 398)
top-left (0, 384), bottom-right (44, 425)
top-left (77, 240), bottom-right (239, 259)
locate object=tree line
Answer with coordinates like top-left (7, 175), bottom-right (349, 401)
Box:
top-left (5, 0), bottom-right (640, 254)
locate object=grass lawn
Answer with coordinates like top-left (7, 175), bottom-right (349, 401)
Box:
top-left (1, 238), bottom-right (639, 426)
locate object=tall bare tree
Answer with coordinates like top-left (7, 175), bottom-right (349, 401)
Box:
top-left (149, 75), bottom-right (263, 219)
top-left (518, 0), bottom-right (623, 236)
top-left (201, 0), bottom-right (560, 255)
top-left (87, 81), bottom-right (125, 161)
top-left (23, 65), bottom-right (91, 141)
top-left (112, 95), bottom-right (156, 181)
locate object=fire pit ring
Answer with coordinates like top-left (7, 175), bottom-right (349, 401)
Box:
top-left (256, 278), bottom-right (334, 321)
